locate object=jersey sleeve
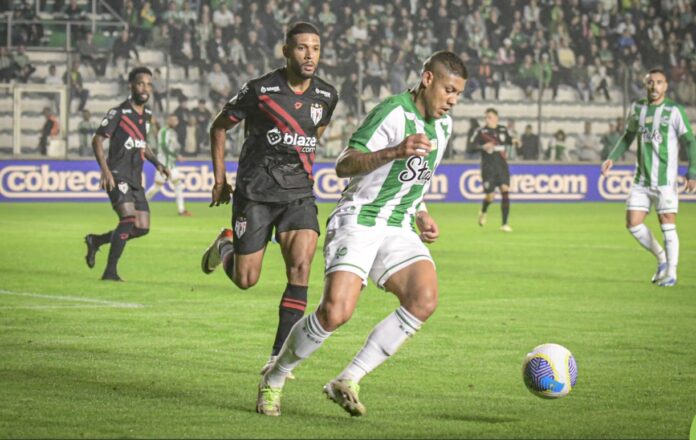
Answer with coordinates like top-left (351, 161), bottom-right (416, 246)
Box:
top-left (348, 104), bottom-right (402, 153)
top-left (95, 107), bottom-right (121, 138)
top-left (221, 82), bottom-right (257, 124)
top-left (673, 104), bottom-right (693, 139)
top-left (320, 92), bottom-right (339, 127)
top-left (468, 127), bottom-right (482, 148)
top-left (625, 102), bottom-right (640, 133)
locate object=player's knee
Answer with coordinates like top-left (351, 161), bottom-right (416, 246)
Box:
top-left (407, 287), bottom-right (439, 321)
top-left (286, 260), bottom-right (312, 283)
top-left (130, 227), bottom-right (149, 239)
top-left (231, 271), bottom-right (260, 290)
top-left (317, 301), bottom-right (353, 332)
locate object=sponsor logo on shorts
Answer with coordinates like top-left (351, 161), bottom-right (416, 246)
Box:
top-left (235, 217), bottom-right (247, 238)
top-left (335, 246), bottom-right (347, 258)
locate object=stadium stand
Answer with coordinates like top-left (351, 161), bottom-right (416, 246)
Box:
top-left (0, 0), bottom-right (695, 160)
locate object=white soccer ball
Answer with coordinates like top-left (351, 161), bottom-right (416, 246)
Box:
top-left (522, 343), bottom-right (577, 399)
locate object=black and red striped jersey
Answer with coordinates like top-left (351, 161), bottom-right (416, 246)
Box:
top-left (469, 125), bottom-right (511, 169)
top-left (96, 99), bottom-right (152, 188)
top-left (222, 67), bottom-right (338, 202)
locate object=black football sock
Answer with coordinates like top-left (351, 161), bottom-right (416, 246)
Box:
top-left (104, 216), bottom-right (135, 275)
top-left (501, 191), bottom-right (510, 224)
top-left (220, 242), bottom-right (235, 281)
top-left (271, 284), bottom-right (308, 356)
top-left (128, 227), bottom-right (149, 240)
top-left (481, 198), bottom-right (492, 213)
top-left (92, 231), bottom-right (112, 247)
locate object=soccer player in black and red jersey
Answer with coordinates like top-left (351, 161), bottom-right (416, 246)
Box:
top-left (469, 108), bottom-right (514, 232)
top-left (200, 22), bottom-right (338, 380)
top-left (84, 67), bottom-right (171, 281)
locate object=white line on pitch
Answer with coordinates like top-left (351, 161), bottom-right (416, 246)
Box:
top-left (0, 290), bottom-right (144, 308)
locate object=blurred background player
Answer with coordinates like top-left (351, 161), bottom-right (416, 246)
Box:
top-left (83, 67), bottom-right (170, 281)
top-left (145, 114), bottom-right (192, 216)
top-left (257, 51), bottom-right (466, 417)
top-left (470, 108), bottom-right (513, 231)
top-left (200, 22), bottom-right (338, 377)
top-left (601, 68), bottom-right (696, 287)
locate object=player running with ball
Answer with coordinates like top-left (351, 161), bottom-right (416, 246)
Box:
top-left (257, 51), bottom-right (467, 417)
top-left (601, 68), bottom-right (696, 287)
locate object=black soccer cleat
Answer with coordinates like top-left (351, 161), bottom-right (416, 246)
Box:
top-left (101, 271), bottom-right (123, 282)
top-left (84, 234), bottom-right (99, 269)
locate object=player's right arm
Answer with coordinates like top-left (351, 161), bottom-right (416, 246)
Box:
top-left (208, 83), bottom-right (255, 206)
top-left (93, 107), bottom-right (121, 191)
top-left (336, 134), bottom-right (432, 177)
top-left (601, 104), bottom-right (639, 176)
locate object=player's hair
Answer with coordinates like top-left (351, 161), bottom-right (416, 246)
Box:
top-left (285, 22), bottom-right (320, 44)
top-left (128, 66), bottom-right (153, 83)
top-left (422, 51), bottom-right (468, 80)
top-left (485, 108), bottom-right (498, 115)
top-left (647, 68), bottom-right (667, 80)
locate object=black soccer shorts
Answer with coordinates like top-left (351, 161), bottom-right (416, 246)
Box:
top-left (107, 181), bottom-right (150, 211)
top-left (231, 194), bottom-right (320, 255)
top-left (481, 165), bottom-right (510, 194)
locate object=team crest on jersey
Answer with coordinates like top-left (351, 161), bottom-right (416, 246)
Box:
top-left (118, 182), bottom-right (129, 194)
top-left (235, 217), bottom-right (247, 238)
top-left (310, 103), bottom-right (323, 125)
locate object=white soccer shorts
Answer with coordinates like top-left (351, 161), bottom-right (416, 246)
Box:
top-left (323, 223), bottom-right (435, 289)
top-left (153, 167), bottom-right (183, 185)
top-left (626, 183), bottom-right (679, 214)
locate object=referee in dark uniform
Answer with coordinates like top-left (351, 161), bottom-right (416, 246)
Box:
top-left (84, 67), bottom-right (170, 280)
top-left (469, 108), bottom-right (513, 232)
top-left (200, 22), bottom-right (338, 379)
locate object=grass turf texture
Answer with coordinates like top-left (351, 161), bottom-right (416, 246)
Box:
top-left (0, 201), bottom-right (694, 439)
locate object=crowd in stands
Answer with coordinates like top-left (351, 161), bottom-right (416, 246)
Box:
top-left (1, 0), bottom-right (696, 159)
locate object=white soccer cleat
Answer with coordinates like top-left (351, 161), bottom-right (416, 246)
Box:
top-left (201, 228), bottom-right (233, 274)
top-left (323, 378), bottom-right (366, 417)
top-left (657, 277), bottom-right (677, 287)
top-left (651, 262), bottom-right (668, 284)
top-left (259, 355), bottom-right (295, 380)
top-left (500, 224), bottom-right (513, 232)
top-left (478, 211), bottom-right (487, 226)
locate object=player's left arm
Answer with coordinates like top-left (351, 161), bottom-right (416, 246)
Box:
top-left (415, 203), bottom-right (439, 243)
top-left (675, 105), bottom-right (696, 192)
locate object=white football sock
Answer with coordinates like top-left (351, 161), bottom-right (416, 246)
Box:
top-left (175, 181), bottom-right (185, 213)
top-left (660, 224), bottom-right (679, 278)
top-left (628, 224), bottom-right (666, 263)
top-left (144, 182), bottom-right (161, 201)
top-left (337, 306), bottom-right (423, 383)
top-left (265, 312), bottom-right (332, 388)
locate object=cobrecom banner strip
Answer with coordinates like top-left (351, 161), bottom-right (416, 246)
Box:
top-left (0, 160), bottom-right (694, 203)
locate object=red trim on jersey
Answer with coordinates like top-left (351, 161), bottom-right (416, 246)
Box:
top-left (118, 121), bottom-right (139, 141)
top-left (121, 115), bottom-right (144, 139)
top-left (228, 114), bottom-right (240, 123)
top-left (258, 95), bottom-right (306, 135)
top-left (258, 103), bottom-right (291, 133)
top-left (280, 301), bottom-right (306, 311)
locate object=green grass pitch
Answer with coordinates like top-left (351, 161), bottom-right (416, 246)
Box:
top-left (0, 201), bottom-right (695, 439)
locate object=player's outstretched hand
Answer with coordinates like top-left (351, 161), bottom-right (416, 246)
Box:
top-left (685, 178), bottom-right (696, 193)
top-left (158, 165), bottom-right (172, 181)
top-left (210, 182), bottom-right (233, 207)
top-left (416, 211), bottom-right (440, 243)
top-left (100, 169), bottom-right (115, 192)
top-left (397, 133), bottom-right (431, 158)
top-left (600, 159), bottom-right (613, 176)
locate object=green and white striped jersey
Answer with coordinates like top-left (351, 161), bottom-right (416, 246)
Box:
top-left (626, 98), bottom-right (692, 186)
top-left (157, 126), bottom-right (180, 169)
top-left (330, 91), bottom-right (452, 229)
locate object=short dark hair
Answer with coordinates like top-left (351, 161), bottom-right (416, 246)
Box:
top-left (128, 66), bottom-right (153, 83)
top-left (485, 107), bottom-right (498, 115)
top-left (422, 50), bottom-right (468, 80)
top-left (647, 68), bottom-right (667, 80)
top-left (285, 22), bottom-right (320, 44)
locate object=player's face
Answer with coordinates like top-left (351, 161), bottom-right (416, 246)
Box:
top-left (485, 111), bottom-right (498, 127)
top-left (644, 72), bottom-right (668, 103)
top-left (284, 33), bottom-right (321, 79)
top-left (130, 73), bottom-right (153, 105)
top-left (422, 67), bottom-right (465, 120)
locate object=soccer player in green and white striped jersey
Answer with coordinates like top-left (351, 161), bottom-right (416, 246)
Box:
top-left (145, 114), bottom-right (191, 216)
top-left (601, 68), bottom-right (696, 287)
top-left (258, 51), bottom-right (466, 417)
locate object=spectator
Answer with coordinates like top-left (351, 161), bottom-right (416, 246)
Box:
top-left (478, 56), bottom-right (500, 100)
top-left (139, 1), bottom-right (156, 45)
top-left (575, 121), bottom-right (600, 162)
top-left (206, 27), bottom-right (228, 67)
top-left (0, 47), bottom-right (15, 82)
top-left (571, 54), bottom-right (592, 101)
top-left (226, 36), bottom-right (247, 79)
top-left (545, 129), bottom-right (570, 161)
top-left (112, 29), bottom-right (139, 72)
top-left (318, 1), bottom-right (337, 29)
top-left (514, 54), bottom-right (537, 99)
top-left (196, 9), bottom-right (214, 58)
top-left (183, 114), bottom-right (198, 156)
top-left (464, 118), bottom-right (480, 160)
top-left (38, 107), bottom-right (59, 156)
top-left (590, 59), bottom-right (611, 101)
top-left (363, 50), bottom-right (386, 98)
top-left (63, 59), bottom-right (89, 111)
top-left (600, 121), bottom-right (621, 161)
top-left (150, 22), bottom-right (171, 52)
top-left (77, 31), bottom-right (107, 76)
top-left (518, 124), bottom-right (540, 160)
top-left (213, 2), bottom-right (235, 41)
top-left (340, 72), bottom-right (362, 117)
top-left (44, 64), bottom-right (62, 111)
top-left (151, 67), bottom-right (164, 112)
top-left (207, 62), bottom-right (231, 106)
top-left (191, 99), bottom-right (212, 152)
top-left (171, 30), bottom-right (201, 79)
top-left (676, 73), bottom-right (696, 105)
top-left (77, 109), bottom-right (98, 156)
top-left (12, 45), bottom-right (35, 83)
top-left (497, 38), bottom-right (516, 83)
top-left (173, 96), bottom-right (191, 149)
top-left (337, 114), bottom-right (358, 158)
